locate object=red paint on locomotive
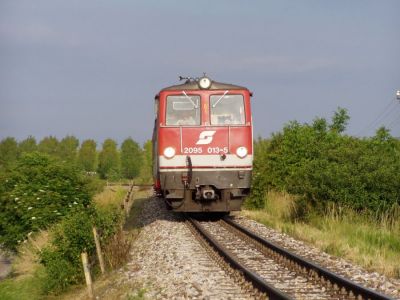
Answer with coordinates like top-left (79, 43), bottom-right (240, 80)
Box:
top-left (152, 76), bottom-right (253, 212)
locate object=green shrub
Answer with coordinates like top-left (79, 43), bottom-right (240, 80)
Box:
top-left (39, 210), bottom-right (95, 294)
top-left (95, 205), bottom-right (124, 242)
top-left (85, 176), bottom-right (106, 196)
top-left (249, 108), bottom-right (400, 217)
top-left (40, 206), bottom-right (123, 294)
top-left (0, 153), bottom-right (91, 249)
top-left (40, 249), bottom-right (78, 294)
top-left (245, 138), bottom-right (270, 209)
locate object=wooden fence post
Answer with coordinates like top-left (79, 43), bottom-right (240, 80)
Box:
top-left (81, 251), bottom-right (94, 299)
top-left (92, 227), bottom-right (105, 274)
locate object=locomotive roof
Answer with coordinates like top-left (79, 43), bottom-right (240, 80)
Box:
top-left (161, 80), bottom-right (248, 91)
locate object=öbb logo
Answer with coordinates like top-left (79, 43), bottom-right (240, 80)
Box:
top-left (196, 131), bottom-right (216, 145)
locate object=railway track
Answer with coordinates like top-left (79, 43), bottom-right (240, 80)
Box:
top-left (186, 216), bottom-right (394, 300)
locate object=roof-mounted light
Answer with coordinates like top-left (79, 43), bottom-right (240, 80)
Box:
top-left (199, 77), bottom-right (211, 89)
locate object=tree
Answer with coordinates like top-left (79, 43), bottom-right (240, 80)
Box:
top-left (19, 136), bottom-right (37, 153)
top-left (78, 139), bottom-right (97, 172)
top-left (120, 138), bottom-right (142, 179)
top-left (58, 135), bottom-right (79, 163)
top-left (329, 107), bottom-right (350, 133)
top-left (373, 126), bottom-right (393, 143)
top-left (38, 136), bottom-right (59, 157)
top-left (139, 140), bottom-right (153, 183)
top-left (312, 117), bottom-right (328, 133)
top-left (97, 139), bottom-right (120, 180)
top-left (0, 137), bottom-right (19, 169)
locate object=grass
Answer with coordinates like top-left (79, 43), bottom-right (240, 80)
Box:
top-left (56, 271), bottom-right (148, 300)
top-left (127, 288), bottom-right (147, 300)
top-left (0, 268), bottom-right (45, 300)
top-left (242, 191), bottom-right (400, 278)
top-left (124, 191), bottom-right (148, 230)
top-left (94, 185), bottom-right (127, 208)
top-left (0, 230), bottom-right (49, 300)
top-left (12, 230), bottom-right (49, 278)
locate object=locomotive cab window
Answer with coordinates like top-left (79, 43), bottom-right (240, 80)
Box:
top-left (210, 94), bottom-right (245, 125)
top-left (166, 95), bottom-right (201, 126)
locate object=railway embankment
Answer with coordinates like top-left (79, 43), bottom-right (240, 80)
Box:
top-left (234, 213), bottom-right (400, 299)
top-left (242, 190), bottom-right (400, 280)
top-left (93, 196), bottom-right (253, 299)
top-left (83, 194), bottom-right (399, 299)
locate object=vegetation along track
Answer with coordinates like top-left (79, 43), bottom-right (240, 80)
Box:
top-left (186, 215), bottom-right (394, 300)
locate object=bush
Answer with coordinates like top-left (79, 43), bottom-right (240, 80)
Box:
top-left (0, 153), bottom-right (91, 249)
top-left (248, 108), bottom-right (400, 217)
top-left (40, 210), bottom-right (95, 294)
top-left (40, 205), bottom-right (124, 294)
top-left (40, 250), bottom-right (78, 294)
top-left (0, 150), bottom-right (131, 294)
top-left (86, 176), bottom-right (106, 196)
top-left (95, 205), bottom-right (124, 242)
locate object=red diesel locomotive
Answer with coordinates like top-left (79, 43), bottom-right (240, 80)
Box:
top-left (152, 76), bottom-right (253, 212)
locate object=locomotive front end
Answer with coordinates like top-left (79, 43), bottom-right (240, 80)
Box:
top-left (153, 76), bottom-right (253, 212)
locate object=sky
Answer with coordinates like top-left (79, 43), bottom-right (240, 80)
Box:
top-left (1, 0), bottom-right (400, 146)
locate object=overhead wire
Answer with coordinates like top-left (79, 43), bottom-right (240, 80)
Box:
top-left (357, 98), bottom-right (399, 136)
top-left (386, 107), bottom-right (400, 129)
top-left (386, 120), bottom-right (400, 138)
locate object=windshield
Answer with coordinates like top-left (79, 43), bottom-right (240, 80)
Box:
top-left (210, 94), bottom-right (245, 125)
top-left (166, 95), bottom-right (201, 126)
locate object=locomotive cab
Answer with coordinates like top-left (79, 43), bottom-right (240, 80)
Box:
top-left (152, 76), bottom-right (253, 212)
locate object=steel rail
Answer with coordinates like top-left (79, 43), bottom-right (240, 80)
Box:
top-left (223, 217), bottom-right (394, 300)
top-left (187, 216), bottom-right (292, 300)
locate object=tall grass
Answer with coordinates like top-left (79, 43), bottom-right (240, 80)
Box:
top-left (243, 191), bottom-right (400, 278)
top-left (94, 185), bottom-right (127, 208)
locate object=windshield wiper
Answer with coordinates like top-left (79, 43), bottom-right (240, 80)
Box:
top-left (212, 90), bottom-right (229, 108)
top-left (182, 91), bottom-right (198, 108)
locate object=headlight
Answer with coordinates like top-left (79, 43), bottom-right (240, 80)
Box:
top-left (163, 147), bottom-right (176, 159)
top-left (199, 76), bottom-right (211, 89)
top-left (236, 146), bottom-right (248, 158)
